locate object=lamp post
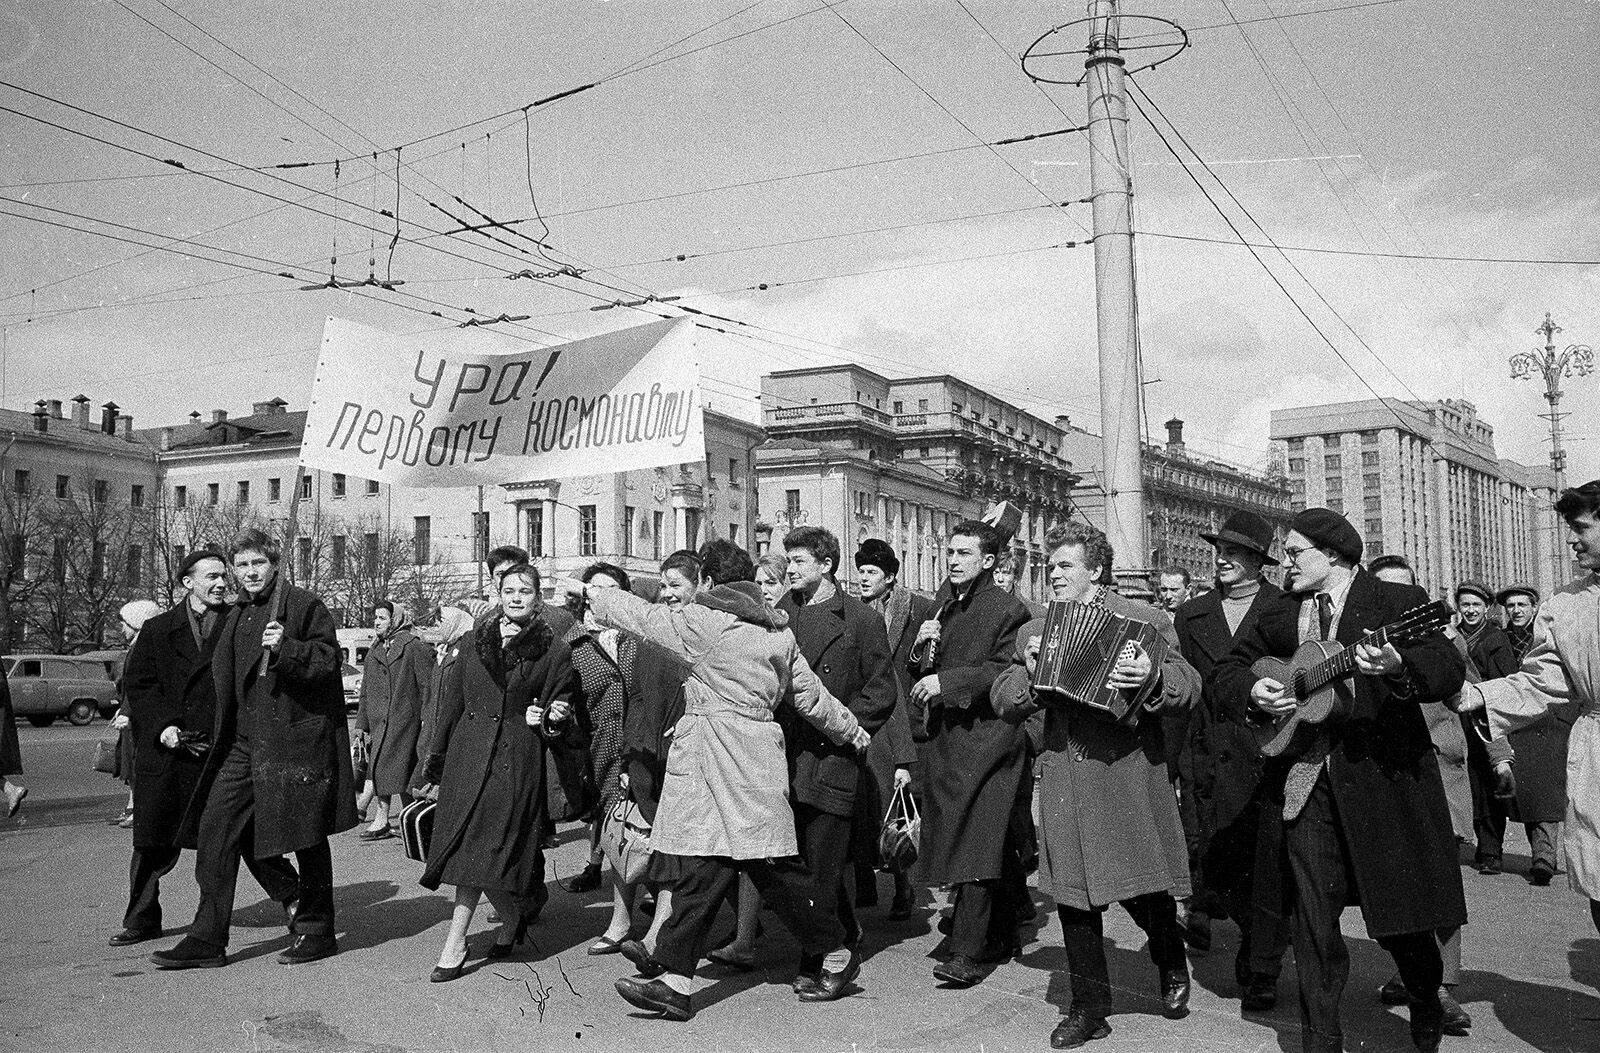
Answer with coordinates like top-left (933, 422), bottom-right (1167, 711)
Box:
top-left (1510, 312), bottom-right (1593, 586)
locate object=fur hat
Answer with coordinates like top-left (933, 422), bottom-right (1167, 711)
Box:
top-left (854, 538), bottom-right (900, 576)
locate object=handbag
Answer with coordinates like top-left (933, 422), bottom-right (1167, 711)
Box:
top-left (877, 782), bottom-right (920, 873)
top-left (399, 797), bottom-right (436, 862)
top-left (351, 734), bottom-right (370, 784)
top-left (599, 798), bottom-right (653, 885)
top-left (93, 733), bottom-right (122, 777)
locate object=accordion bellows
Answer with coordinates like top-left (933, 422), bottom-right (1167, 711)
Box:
top-left (1031, 600), bottom-right (1168, 724)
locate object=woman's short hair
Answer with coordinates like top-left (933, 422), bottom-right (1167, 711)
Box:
top-left (661, 549), bottom-right (702, 584)
top-left (582, 561), bottom-right (632, 592)
top-left (496, 563), bottom-right (541, 594)
top-left (755, 551), bottom-right (789, 583)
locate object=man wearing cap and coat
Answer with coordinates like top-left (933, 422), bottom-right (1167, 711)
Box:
top-left (111, 551), bottom-right (299, 947)
top-left (1488, 583), bottom-right (1571, 884)
top-left (1214, 508), bottom-right (1465, 1053)
top-left (1171, 510), bottom-right (1291, 1009)
top-left (1455, 580), bottom-right (1520, 875)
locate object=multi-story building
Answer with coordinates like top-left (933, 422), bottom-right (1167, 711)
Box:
top-left (757, 365), bottom-right (1080, 601)
top-left (1061, 418), bottom-right (1293, 584)
top-left (0, 396), bottom-right (160, 649)
top-left (155, 398), bottom-right (763, 623)
top-left (1271, 398), bottom-right (1561, 599)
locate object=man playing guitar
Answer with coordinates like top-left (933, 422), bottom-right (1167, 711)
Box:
top-left (1213, 508), bottom-right (1465, 1053)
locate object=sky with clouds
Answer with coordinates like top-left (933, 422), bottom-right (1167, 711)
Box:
top-left (1, 0), bottom-right (1595, 482)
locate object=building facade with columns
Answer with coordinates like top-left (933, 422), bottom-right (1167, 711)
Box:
top-left (757, 365), bottom-right (1080, 602)
top-left (154, 398), bottom-right (762, 621)
top-left (1270, 398), bottom-right (1561, 599)
top-left (1060, 418), bottom-right (1293, 585)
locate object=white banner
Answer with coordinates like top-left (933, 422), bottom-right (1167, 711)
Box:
top-left (300, 317), bottom-right (704, 486)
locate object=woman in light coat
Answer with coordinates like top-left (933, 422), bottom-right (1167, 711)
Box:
top-left (566, 576), bottom-right (869, 1022)
top-left (353, 600), bottom-right (432, 838)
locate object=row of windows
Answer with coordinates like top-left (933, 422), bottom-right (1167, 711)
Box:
top-left (1285, 430), bottom-right (1381, 455)
top-left (9, 536), bottom-right (145, 588)
top-left (173, 473), bottom-right (376, 508)
top-left (12, 470), bottom-right (145, 507)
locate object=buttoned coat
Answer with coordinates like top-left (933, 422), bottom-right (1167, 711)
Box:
top-left (993, 591), bottom-right (1199, 910)
top-left (355, 627), bottom-right (431, 796)
top-left (416, 641), bottom-right (463, 772)
top-left (587, 586), bottom-right (862, 860)
top-left (420, 615), bottom-right (580, 896)
top-left (1173, 581), bottom-right (1282, 840)
top-left (123, 603), bottom-right (228, 849)
top-left (1213, 570), bottom-right (1467, 938)
top-left (778, 587), bottom-right (897, 818)
top-left (1473, 621), bottom-right (1572, 822)
top-left (858, 586), bottom-right (934, 834)
top-left (201, 579), bottom-right (359, 858)
top-left (912, 572), bottom-right (1032, 886)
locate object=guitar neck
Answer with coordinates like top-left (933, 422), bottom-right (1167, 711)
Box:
top-left (1302, 626), bottom-right (1388, 695)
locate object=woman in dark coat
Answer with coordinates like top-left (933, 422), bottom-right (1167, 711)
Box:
top-left (2, 662), bottom-right (24, 818)
top-left (415, 565), bottom-right (582, 981)
top-left (353, 600), bottom-right (431, 839)
top-left (418, 606), bottom-right (474, 775)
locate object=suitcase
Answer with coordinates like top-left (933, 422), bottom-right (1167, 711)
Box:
top-left (399, 798), bottom-right (436, 862)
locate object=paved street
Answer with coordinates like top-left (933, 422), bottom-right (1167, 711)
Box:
top-left (3, 720), bottom-right (1597, 1053)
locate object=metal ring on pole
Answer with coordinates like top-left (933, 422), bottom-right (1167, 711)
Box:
top-left (1021, 16), bottom-right (1189, 87)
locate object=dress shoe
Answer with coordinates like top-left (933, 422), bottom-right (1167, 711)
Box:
top-left (358, 826), bottom-right (394, 841)
top-left (936, 913), bottom-right (953, 936)
top-left (430, 951), bottom-right (468, 983)
top-left (109, 808), bottom-right (132, 825)
top-left (1439, 989), bottom-right (1472, 1034)
top-left (1410, 995), bottom-right (1444, 1053)
top-left (117, 811), bottom-right (134, 829)
top-left (109, 927), bottom-right (161, 947)
top-left (932, 953), bottom-right (987, 987)
top-left (4, 783), bottom-right (26, 818)
top-left (798, 951), bottom-right (860, 1002)
top-left (487, 914), bottom-right (533, 959)
top-left (588, 936), bottom-right (624, 956)
top-left (1378, 975), bottom-right (1411, 1005)
top-left (1015, 898), bottom-right (1038, 926)
top-left (278, 933), bottom-right (338, 964)
top-left (1241, 974), bottom-right (1278, 1012)
top-left (1184, 912), bottom-right (1212, 953)
top-left (1530, 864), bottom-right (1554, 887)
top-left (614, 976), bottom-right (692, 1021)
top-left (562, 862), bottom-right (603, 894)
top-left (1160, 969), bottom-right (1191, 1019)
top-left (619, 938), bottom-right (666, 979)
top-left (1475, 857), bottom-right (1502, 876)
top-left (150, 937), bottom-right (226, 970)
top-left (706, 944), bottom-right (756, 971)
top-left (793, 952), bottom-right (824, 992)
top-left (1050, 1010), bottom-right (1111, 1049)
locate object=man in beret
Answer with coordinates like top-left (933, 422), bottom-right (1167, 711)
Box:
top-left (112, 550), bottom-right (299, 947)
top-left (1214, 508), bottom-right (1465, 1053)
top-left (1454, 581), bottom-right (1519, 876)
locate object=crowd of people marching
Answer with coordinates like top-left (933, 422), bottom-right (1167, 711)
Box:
top-left (3, 477), bottom-right (1599, 1053)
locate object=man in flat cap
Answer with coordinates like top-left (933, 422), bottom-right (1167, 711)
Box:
top-left (112, 550), bottom-right (299, 947)
top-left (1171, 511), bottom-right (1291, 1010)
top-left (1214, 508), bottom-right (1465, 1053)
top-left (1453, 581), bottom-right (1519, 876)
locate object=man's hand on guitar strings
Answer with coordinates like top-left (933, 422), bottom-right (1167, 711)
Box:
top-left (1352, 641), bottom-right (1404, 677)
top-left (1251, 677), bottom-right (1295, 715)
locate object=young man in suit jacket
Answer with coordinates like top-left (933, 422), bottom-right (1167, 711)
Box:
top-left (111, 551), bottom-right (299, 947)
top-left (1171, 511), bottom-right (1290, 1011)
top-left (1214, 509), bottom-right (1465, 1053)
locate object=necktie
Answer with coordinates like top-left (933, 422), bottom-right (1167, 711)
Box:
top-left (1284, 592), bottom-right (1337, 821)
top-left (1317, 592), bottom-right (1334, 640)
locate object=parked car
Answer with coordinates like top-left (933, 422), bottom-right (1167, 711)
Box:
top-left (77, 649), bottom-right (130, 718)
top-left (338, 628), bottom-right (375, 712)
top-left (5, 654), bottom-right (120, 727)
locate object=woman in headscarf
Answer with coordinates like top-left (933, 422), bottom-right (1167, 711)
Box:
top-left (562, 569), bottom-right (871, 1022)
top-left (108, 600), bottom-right (165, 827)
top-left (415, 565), bottom-right (582, 981)
top-left (353, 600), bottom-right (432, 840)
top-left (417, 606), bottom-right (474, 780)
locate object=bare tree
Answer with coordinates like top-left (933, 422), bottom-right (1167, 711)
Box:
top-left (0, 482), bottom-right (49, 651)
top-left (28, 486), bottom-right (149, 651)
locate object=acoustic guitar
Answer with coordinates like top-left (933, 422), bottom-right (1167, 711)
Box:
top-left (1252, 601), bottom-right (1452, 758)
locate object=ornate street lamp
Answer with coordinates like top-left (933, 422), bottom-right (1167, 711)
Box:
top-left (1510, 312), bottom-right (1593, 583)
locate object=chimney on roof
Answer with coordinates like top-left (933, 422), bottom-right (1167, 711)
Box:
top-left (252, 397), bottom-right (287, 416)
top-left (100, 401), bottom-right (119, 435)
top-left (1053, 414), bottom-right (1072, 432)
top-left (1165, 418), bottom-right (1187, 456)
top-left (117, 413), bottom-right (133, 441)
top-left (188, 411), bottom-right (201, 424)
top-left (211, 409), bottom-right (227, 425)
top-left (32, 401), bottom-right (48, 433)
top-left (159, 427), bottom-right (174, 451)
top-left (48, 399), bottom-right (63, 419)
top-left (71, 394), bottom-right (91, 430)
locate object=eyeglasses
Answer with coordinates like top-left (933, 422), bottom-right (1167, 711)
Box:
top-left (1282, 546), bottom-right (1321, 563)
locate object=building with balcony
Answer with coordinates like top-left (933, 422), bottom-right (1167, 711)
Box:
top-left (757, 365), bottom-right (1080, 601)
top-left (1271, 398), bottom-right (1561, 599)
top-left (1061, 418), bottom-right (1293, 584)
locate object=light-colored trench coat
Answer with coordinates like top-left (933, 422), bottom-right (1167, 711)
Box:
top-left (1478, 573), bottom-right (1600, 897)
top-left (588, 586), bottom-right (862, 860)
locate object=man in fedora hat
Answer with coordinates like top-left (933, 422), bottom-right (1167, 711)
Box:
top-left (1171, 510), bottom-right (1291, 1010)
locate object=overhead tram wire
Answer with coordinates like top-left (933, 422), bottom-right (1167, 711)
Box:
top-left (1114, 0), bottom-right (1415, 46)
top-left (601, 0), bottom-right (777, 80)
top-left (1127, 77), bottom-right (1426, 403)
top-left (1135, 230), bottom-right (1600, 266)
top-left (1122, 79), bottom-right (1421, 430)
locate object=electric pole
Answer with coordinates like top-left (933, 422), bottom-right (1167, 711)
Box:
top-left (1084, 0), bottom-right (1148, 581)
top-left (1511, 312), bottom-right (1593, 586)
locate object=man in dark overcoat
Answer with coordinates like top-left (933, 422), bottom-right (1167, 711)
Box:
top-left (151, 528), bottom-right (358, 969)
top-left (1455, 581), bottom-right (1520, 875)
top-left (907, 519), bottom-right (1031, 988)
top-left (111, 551), bottom-right (299, 946)
top-left (1214, 508), bottom-right (1466, 1053)
top-left (1171, 511), bottom-right (1291, 1010)
top-left (1493, 583), bottom-right (1571, 885)
top-left (776, 527), bottom-right (896, 989)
